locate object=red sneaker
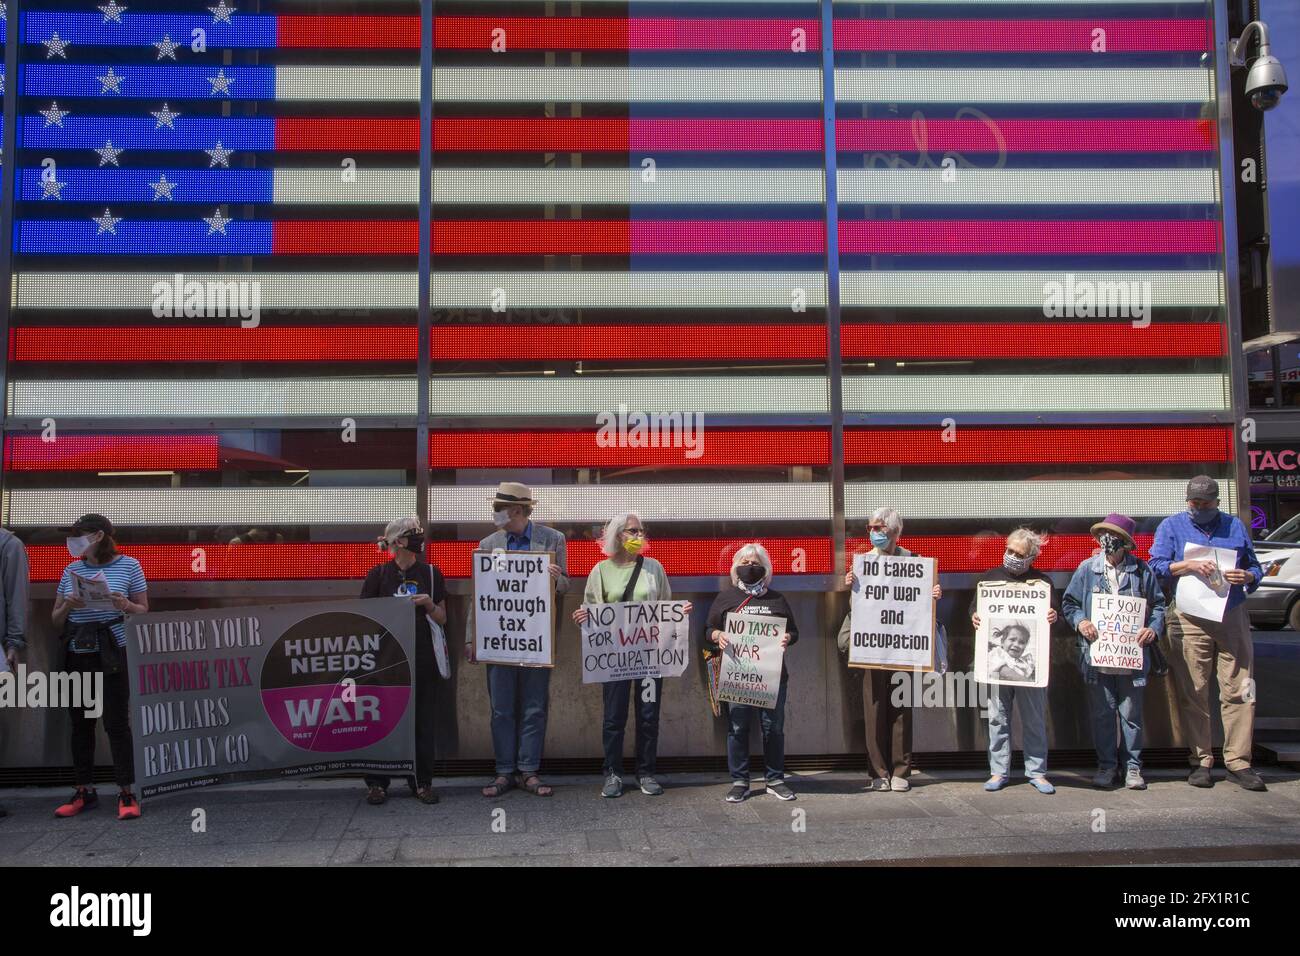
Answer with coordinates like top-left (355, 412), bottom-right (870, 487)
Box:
top-left (54, 787), bottom-right (98, 818)
top-left (117, 791), bottom-right (141, 820)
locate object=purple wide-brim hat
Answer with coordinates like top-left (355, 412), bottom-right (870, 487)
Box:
top-left (1090, 513), bottom-right (1137, 547)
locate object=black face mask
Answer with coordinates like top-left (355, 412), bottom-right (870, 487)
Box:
top-left (402, 533), bottom-right (425, 555)
top-left (737, 564), bottom-right (765, 586)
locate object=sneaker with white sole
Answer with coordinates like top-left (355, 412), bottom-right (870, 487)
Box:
top-left (1125, 768), bottom-right (1147, 790)
top-left (767, 781), bottom-right (796, 801)
top-left (725, 782), bottom-right (748, 803)
top-left (601, 773), bottom-right (623, 798)
top-left (870, 777), bottom-right (890, 792)
top-left (638, 775), bottom-right (663, 796)
top-left (889, 776), bottom-right (911, 792)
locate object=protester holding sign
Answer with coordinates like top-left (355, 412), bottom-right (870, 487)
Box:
top-left (968, 529), bottom-right (1059, 795)
top-left (50, 514), bottom-right (148, 821)
top-left (359, 516), bottom-right (447, 807)
top-left (1149, 476), bottom-right (1265, 792)
top-left (467, 482), bottom-right (568, 799)
top-left (572, 514), bottom-right (690, 798)
top-left (704, 544), bottom-right (798, 803)
top-left (1063, 514), bottom-right (1166, 790)
top-left (838, 508), bottom-right (941, 793)
top-left (0, 526), bottom-right (29, 819)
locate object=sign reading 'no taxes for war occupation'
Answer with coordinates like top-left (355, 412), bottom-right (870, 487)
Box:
top-left (1089, 593), bottom-right (1147, 672)
top-left (128, 597), bottom-right (417, 800)
top-left (848, 552), bottom-right (936, 671)
top-left (579, 601), bottom-right (692, 684)
top-left (473, 551), bottom-right (554, 667)
top-left (716, 612), bottom-right (786, 709)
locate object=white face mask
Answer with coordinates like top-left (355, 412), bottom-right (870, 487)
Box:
top-left (66, 535), bottom-right (93, 558)
top-left (492, 510), bottom-right (511, 528)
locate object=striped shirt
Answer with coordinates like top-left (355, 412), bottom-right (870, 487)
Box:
top-left (57, 555), bottom-right (147, 651)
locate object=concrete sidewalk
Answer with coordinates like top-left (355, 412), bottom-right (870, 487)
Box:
top-left (1, 769), bottom-right (1298, 866)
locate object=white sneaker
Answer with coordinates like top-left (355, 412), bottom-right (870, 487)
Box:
top-left (889, 776), bottom-right (911, 792)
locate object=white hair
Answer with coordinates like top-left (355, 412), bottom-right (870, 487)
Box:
top-left (730, 542), bottom-right (774, 587)
top-left (1006, 527), bottom-right (1046, 559)
top-left (871, 507), bottom-right (904, 537)
top-left (380, 515), bottom-right (421, 548)
top-left (600, 512), bottom-right (645, 558)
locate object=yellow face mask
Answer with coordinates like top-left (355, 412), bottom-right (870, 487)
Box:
top-left (623, 536), bottom-right (645, 555)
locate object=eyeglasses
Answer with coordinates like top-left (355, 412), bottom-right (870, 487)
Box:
top-left (622, 528), bottom-right (645, 537)
top-left (868, 524), bottom-right (888, 532)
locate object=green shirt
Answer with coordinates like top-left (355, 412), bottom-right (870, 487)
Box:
top-left (597, 559), bottom-right (651, 603)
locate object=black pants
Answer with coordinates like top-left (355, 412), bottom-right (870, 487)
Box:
top-left (863, 669), bottom-right (912, 779)
top-left (366, 628), bottom-right (436, 790)
top-left (602, 678), bottom-right (662, 777)
top-left (67, 651), bottom-right (134, 788)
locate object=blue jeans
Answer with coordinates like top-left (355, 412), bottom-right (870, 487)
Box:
top-left (987, 684), bottom-right (1048, 778)
top-left (602, 678), bottom-right (662, 777)
top-left (725, 672), bottom-right (788, 783)
top-left (486, 664), bottom-right (551, 776)
top-left (1087, 673), bottom-right (1144, 773)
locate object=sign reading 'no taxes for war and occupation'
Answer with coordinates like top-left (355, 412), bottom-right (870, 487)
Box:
top-left (579, 601), bottom-right (691, 684)
top-left (848, 552), bottom-right (936, 671)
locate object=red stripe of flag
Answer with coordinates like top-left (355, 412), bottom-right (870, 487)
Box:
top-left (430, 429), bottom-right (831, 467)
top-left (273, 222), bottom-right (418, 255)
top-left (835, 19), bottom-right (1211, 52)
top-left (837, 118), bottom-right (1215, 153)
top-left (9, 327), bottom-right (416, 363)
top-left (25, 535), bottom-right (1154, 581)
top-left (277, 118), bottom-right (421, 152)
top-left (844, 427), bottom-right (1233, 465)
top-left (841, 323), bottom-right (1226, 360)
top-left (849, 535), bottom-right (1154, 573)
top-left (278, 15), bottom-right (420, 48)
top-left (432, 324), bottom-right (825, 361)
top-left (433, 16), bottom-right (821, 51)
top-left (433, 221), bottom-right (824, 255)
top-left (4, 435), bottom-right (221, 472)
top-left (839, 220), bottom-right (1221, 255)
top-left (270, 118), bottom-right (1214, 154)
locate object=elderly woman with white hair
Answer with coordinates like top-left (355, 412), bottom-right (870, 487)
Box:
top-left (572, 513), bottom-right (687, 798)
top-left (838, 507), bottom-right (942, 792)
top-left (968, 527), bottom-right (1060, 794)
top-left (704, 543), bottom-right (799, 803)
top-left (359, 515), bottom-right (447, 806)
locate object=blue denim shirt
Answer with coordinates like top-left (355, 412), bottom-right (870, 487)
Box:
top-left (1148, 511), bottom-right (1262, 611)
top-left (1061, 553), bottom-right (1167, 687)
top-left (506, 521), bottom-right (533, 553)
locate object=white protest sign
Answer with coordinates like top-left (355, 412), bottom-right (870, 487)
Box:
top-left (579, 601), bottom-right (691, 684)
top-left (716, 612), bottom-right (786, 709)
top-left (472, 551), bottom-right (553, 666)
top-left (975, 581), bottom-right (1051, 687)
top-left (1089, 593), bottom-right (1146, 672)
top-left (1174, 542), bottom-right (1236, 623)
top-left (71, 570), bottom-right (115, 611)
top-left (848, 552), bottom-right (936, 671)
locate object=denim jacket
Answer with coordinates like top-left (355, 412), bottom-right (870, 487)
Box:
top-left (1061, 552), bottom-right (1167, 687)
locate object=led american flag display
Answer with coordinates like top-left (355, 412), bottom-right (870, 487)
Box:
top-left (1, 0), bottom-right (1235, 584)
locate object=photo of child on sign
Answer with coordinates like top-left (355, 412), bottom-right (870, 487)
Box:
top-left (975, 581), bottom-right (1051, 687)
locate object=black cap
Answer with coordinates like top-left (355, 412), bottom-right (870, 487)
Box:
top-left (62, 513), bottom-right (114, 536)
top-left (1185, 475), bottom-right (1220, 501)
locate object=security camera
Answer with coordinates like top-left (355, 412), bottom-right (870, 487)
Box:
top-left (1231, 21), bottom-right (1289, 111)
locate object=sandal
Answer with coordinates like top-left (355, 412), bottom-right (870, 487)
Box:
top-left (481, 775), bottom-right (514, 798)
top-left (414, 786), bottom-right (440, 805)
top-left (518, 773), bottom-right (553, 797)
top-left (366, 786), bottom-right (387, 806)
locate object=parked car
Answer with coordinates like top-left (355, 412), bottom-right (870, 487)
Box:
top-left (1248, 514), bottom-right (1300, 629)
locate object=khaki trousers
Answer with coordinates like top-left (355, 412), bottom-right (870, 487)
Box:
top-left (1165, 603), bottom-right (1255, 771)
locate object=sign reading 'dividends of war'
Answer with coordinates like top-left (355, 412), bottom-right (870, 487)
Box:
top-left (127, 597), bottom-right (417, 799)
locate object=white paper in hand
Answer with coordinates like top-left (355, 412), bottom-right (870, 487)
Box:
top-left (1174, 542), bottom-right (1236, 623)
top-left (71, 570), bottom-right (115, 611)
